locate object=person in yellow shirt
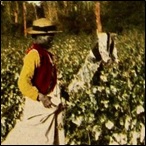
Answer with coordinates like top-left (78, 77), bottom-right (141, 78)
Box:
top-left (2, 18), bottom-right (65, 145)
top-left (18, 18), bottom-right (61, 106)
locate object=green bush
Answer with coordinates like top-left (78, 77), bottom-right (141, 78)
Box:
top-left (52, 33), bottom-right (95, 87)
top-left (1, 30), bottom-right (145, 145)
top-left (64, 30), bottom-right (145, 145)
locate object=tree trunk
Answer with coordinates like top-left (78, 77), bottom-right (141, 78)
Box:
top-left (63, 1), bottom-right (68, 15)
top-left (5, 1), bottom-right (11, 22)
top-left (14, 1), bottom-right (18, 24)
top-left (14, 11), bottom-right (18, 23)
top-left (23, 2), bottom-right (27, 37)
top-left (94, 2), bottom-right (102, 33)
top-left (33, 4), bottom-right (38, 19)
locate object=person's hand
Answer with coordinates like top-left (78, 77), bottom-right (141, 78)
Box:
top-left (37, 93), bottom-right (52, 108)
top-left (41, 96), bottom-right (52, 108)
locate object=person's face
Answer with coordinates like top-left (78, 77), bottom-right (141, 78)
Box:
top-left (46, 34), bottom-right (55, 44)
top-left (32, 34), bottom-right (55, 48)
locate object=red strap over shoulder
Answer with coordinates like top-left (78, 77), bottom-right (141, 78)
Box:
top-left (26, 45), bottom-right (34, 54)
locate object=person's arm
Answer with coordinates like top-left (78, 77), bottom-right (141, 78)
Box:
top-left (18, 49), bottom-right (40, 100)
top-left (18, 49), bottom-right (53, 108)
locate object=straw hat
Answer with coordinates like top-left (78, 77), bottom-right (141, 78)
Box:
top-left (27, 18), bottom-right (62, 34)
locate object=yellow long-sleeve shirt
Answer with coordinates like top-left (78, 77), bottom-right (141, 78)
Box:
top-left (18, 49), bottom-right (40, 100)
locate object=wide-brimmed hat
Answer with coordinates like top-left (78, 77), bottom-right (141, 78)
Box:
top-left (27, 18), bottom-right (62, 35)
